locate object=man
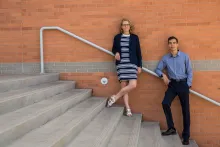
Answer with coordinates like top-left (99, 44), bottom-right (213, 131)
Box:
top-left (155, 36), bottom-right (193, 145)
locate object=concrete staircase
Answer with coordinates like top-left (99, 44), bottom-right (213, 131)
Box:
top-left (0, 74), bottom-right (198, 147)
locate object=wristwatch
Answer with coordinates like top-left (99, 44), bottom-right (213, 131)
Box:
top-left (160, 74), bottom-right (163, 79)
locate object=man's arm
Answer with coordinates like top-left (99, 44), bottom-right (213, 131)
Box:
top-left (155, 57), bottom-right (170, 85)
top-left (155, 57), bottom-right (166, 77)
top-left (186, 55), bottom-right (193, 87)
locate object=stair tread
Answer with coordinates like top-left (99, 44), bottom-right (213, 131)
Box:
top-left (138, 122), bottom-right (161, 147)
top-left (7, 97), bottom-right (106, 147)
top-left (0, 89), bottom-right (91, 132)
top-left (0, 73), bottom-right (58, 82)
top-left (107, 114), bottom-right (142, 147)
top-left (67, 107), bottom-right (123, 147)
top-left (0, 81), bottom-right (74, 102)
top-left (0, 73), bottom-right (59, 93)
top-left (183, 140), bottom-right (199, 147)
top-left (160, 130), bottom-right (182, 147)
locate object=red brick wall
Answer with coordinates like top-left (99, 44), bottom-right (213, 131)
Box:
top-left (1, 0), bottom-right (220, 62)
top-left (1, 0), bottom-right (220, 146)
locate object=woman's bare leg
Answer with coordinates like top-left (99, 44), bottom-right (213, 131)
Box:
top-left (120, 81), bottom-right (130, 109)
top-left (106, 80), bottom-right (137, 107)
top-left (114, 80), bottom-right (137, 101)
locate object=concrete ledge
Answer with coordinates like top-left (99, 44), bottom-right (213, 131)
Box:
top-left (1, 60), bottom-right (220, 74)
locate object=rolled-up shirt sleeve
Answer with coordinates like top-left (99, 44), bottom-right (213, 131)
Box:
top-left (185, 55), bottom-right (193, 87)
top-left (155, 57), bottom-right (166, 77)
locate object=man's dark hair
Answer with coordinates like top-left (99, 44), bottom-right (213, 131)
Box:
top-left (168, 36), bottom-right (178, 43)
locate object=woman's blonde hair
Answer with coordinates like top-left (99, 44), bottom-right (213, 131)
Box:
top-left (120, 18), bottom-right (134, 34)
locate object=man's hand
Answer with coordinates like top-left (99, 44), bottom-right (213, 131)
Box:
top-left (138, 67), bottom-right (142, 74)
top-left (162, 74), bottom-right (170, 86)
top-left (115, 52), bottom-right (120, 61)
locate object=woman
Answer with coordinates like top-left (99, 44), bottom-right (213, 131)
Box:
top-left (106, 18), bottom-right (142, 117)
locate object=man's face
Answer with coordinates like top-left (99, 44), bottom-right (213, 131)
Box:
top-left (168, 39), bottom-right (178, 52)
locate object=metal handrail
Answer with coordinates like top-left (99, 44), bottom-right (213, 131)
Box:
top-left (40, 26), bottom-right (220, 106)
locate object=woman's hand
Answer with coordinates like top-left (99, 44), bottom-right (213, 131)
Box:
top-left (115, 52), bottom-right (120, 61)
top-left (138, 67), bottom-right (142, 74)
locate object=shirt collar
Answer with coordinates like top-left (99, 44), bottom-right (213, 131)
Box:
top-left (170, 50), bottom-right (180, 57)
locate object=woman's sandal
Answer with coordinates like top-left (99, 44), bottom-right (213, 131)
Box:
top-left (106, 95), bottom-right (116, 107)
top-left (123, 108), bottom-right (132, 117)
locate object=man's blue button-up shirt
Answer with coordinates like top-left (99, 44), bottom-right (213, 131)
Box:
top-left (155, 51), bottom-right (193, 87)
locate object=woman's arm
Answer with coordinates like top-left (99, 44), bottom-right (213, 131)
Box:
top-left (112, 36), bottom-right (118, 55)
top-left (136, 36), bottom-right (142, 67)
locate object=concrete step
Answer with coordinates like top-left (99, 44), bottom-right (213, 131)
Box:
top-left (0, 89), bottom-right (92, 147)
top-left (67, 107), bottom-right (124, 147)
top-left (7, 97), bottom-right (106, 147)
top-left (139, 124), bottom-right (199, 147)
top-left (138, 122), bottom-right (161, 147)
top-left (161, 131), bottom-right (199, 147)
top-left (0, 81), bottom-right (75, 115)
top-left (160, 130), bottom-right (182, 147)
top-left (0, 73), bottom-right (59, 93)
top-left (107, 114), bottom-right (142, 147)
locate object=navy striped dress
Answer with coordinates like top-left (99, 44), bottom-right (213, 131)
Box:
top-left (116, 34), bottom-right (138, 82)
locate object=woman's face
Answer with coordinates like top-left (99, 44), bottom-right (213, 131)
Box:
top-left (121, 21), bottom-right (130, 33)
